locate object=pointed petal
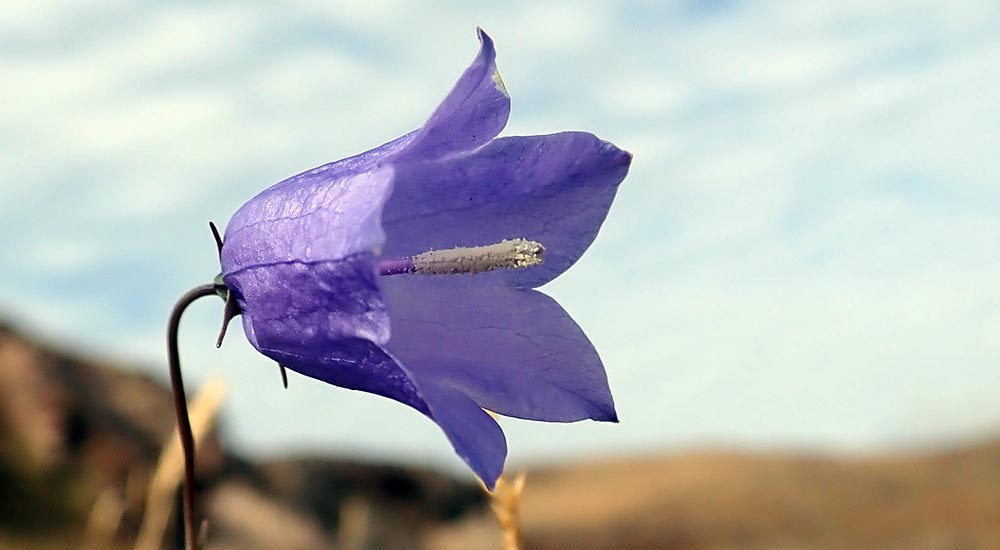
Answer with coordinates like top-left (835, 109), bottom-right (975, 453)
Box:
top-left (382, 132), bottom-right (631, 288)
top-left (381, 276), bottom-right (618, 424)
top-left (396, 28), bottom-right (511, 162)
top-left (417, 383), bottom-right (506, 489)
top-left (246, 316), bottom-right (507, 488)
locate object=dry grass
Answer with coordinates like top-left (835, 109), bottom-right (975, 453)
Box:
top-left (481, 471), bottom-right (527, 550)
top-left (134, 377), bottom-right (227, 550)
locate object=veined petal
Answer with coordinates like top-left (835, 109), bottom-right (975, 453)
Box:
top-left (227, 252), bottom-right (390, 349)
top-left (381, 132), bottom-right (631, 288)
top-left (395, 28), bottom-right (511, 162)
top-left (260, 337), bottom-right (430, 417)
top-left (222, 165), bottom-right (395, 273)
top-left (381, 276), bottom-right (618, 424)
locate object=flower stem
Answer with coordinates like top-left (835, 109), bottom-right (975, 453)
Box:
top-left (167, 284), bottom-right (218, 550)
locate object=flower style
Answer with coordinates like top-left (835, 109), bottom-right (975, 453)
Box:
top-left (218, 29), bottom-right (631, 488)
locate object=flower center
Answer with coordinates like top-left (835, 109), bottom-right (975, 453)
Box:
top-left (378, 238), bottom-right (544, 276)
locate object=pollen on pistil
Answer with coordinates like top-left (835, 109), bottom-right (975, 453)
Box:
top-left (378, 238), bottom-right (545, 276)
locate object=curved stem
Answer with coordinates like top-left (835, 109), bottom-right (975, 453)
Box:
top-left (167, 284), bottom-right (218, 550)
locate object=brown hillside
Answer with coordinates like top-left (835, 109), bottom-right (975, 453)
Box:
top-left (2, 318), bottom-right (999, 549)
top-left (0, 320), bottom-right (484, 550)
top-left (432, 443), bottom-right (1000, 549)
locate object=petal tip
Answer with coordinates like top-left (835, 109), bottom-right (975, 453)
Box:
top-left (476, 27), bottom-right (496, 57)
top-left (616, 149), bottom-right (633, 168)
top-left (460, 438), bottom-right (505, 490)
top-left (480, 473), bottom-right (499, 491)
top-left (599, 139), bottom-right (632, 169)
top-left (594, 402), bottom-right (619, 423)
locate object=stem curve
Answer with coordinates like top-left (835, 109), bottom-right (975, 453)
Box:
top-left (167, 284), bottom-right (218, 550)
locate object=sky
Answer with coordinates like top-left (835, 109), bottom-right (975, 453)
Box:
top-left (2, 0), bottom-right (999, 474)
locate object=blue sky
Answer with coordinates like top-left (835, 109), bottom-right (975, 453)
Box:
top-left (2, 1), bottom-right (999, 473)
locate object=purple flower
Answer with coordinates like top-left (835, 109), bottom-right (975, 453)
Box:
top-left (218, 29), bottom-right (631, 488)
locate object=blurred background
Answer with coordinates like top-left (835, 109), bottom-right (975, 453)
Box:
top-left (2, 1), bottom-right (999, 548)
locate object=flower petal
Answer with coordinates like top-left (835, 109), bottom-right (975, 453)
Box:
top-left (245, 314), bottom-right (507, 488)
top-left (222, 163), bottom-right (395, 273)
top-left (414, 382), bottom-right (507, 489)
top-left (381, 276), bottom-right (618, 423)
top-left (395, 28), bottom-right (511, 162)
top-left (227, 252), bottom-right (390, 348)
top-left (260, 337), bottom-right (430, 417)
top-left (381, 132), bottom-right (631, 288)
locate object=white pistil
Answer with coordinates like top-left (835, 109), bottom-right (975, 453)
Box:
top-left (411, 238), bottom-right (544, 275)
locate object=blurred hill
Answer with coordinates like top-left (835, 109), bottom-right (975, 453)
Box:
top-left (0, 320), bottom-right (483, 550)
top-left (2, 318), bottom-right (1000, 550)
top-left (435, 442), bottom-right (1000, 549)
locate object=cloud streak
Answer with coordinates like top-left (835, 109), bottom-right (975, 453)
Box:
top-left (1, 0), bottom-right (999, 468)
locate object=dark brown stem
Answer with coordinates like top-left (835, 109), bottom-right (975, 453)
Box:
top-left (167, 284), bottom-right (218, 550)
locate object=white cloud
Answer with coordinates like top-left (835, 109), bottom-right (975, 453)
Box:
top-left (2, 0), bottom-right (999, 468)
